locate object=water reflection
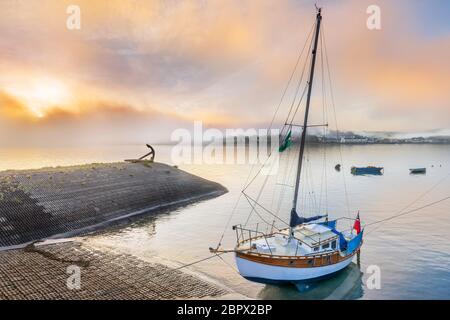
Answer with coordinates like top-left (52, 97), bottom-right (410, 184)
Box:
top-left (88, 215), bottom-right (159, 254)
top-left (258, 262), bottom-right (364, 300)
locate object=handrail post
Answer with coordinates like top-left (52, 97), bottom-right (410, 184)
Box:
top-left (264, 236), bottom-right (273, 255)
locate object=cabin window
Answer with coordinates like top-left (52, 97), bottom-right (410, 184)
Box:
top-left (322, 242), bottom-right (330, 250)
top-left (331, 240), bottom-right (337, 249)
top-left (313, 246), bottom-right (319, 252)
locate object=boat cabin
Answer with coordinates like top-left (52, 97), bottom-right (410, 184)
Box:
top-left (292, 223), bottom-right (339, 254)
top-left (236, 223), bottom-right (343, 257)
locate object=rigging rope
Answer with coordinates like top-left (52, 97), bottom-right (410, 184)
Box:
top-left (215, 21), bottom-right (317, 250)
top-left (365, 172), bottom-right (450, 235)
top-left (365, 196), bottom-right (450, 231)
top-left (243, 191), bottom-right (290, 227)
top-left (271, 141), bottom-right (293, 218)
top-left (286, 84), bottom-right (309, 127)
top-left (273, 144), bottom-right (297, 221)
top-left (243, 151), bottom-right (280, 227)
top-left (282, 24), bottom-right (315, 134)
top-left (214, 171), bottom-right (254, 249)
top-left (241, 27), bottom-right (315, 196)
top-left (271, 23), bottom-right (315, 132)
top-left (319, 24), bottom-right (329, 215)
top-left (322, 23), bottom-right (353, 228)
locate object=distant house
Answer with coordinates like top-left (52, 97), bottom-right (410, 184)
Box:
top-left (340, 136), bottom-right (369, 144)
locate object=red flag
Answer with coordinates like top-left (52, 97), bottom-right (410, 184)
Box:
top-left (353, 211), bottom-right (361, 235)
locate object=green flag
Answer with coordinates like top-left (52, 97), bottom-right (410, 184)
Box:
top-left (278, 130), bottom-right (292, 152)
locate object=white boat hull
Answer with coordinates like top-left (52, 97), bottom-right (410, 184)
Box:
top-left (235, 254), bottom-right (354, 283)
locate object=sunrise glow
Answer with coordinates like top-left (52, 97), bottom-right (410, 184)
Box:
top-left (0, 0), bottom-right (448, 146)
top-left (5, 76), bottom-right (72, 118)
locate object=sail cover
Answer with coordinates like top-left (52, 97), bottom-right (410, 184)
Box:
top-left (347, 229), bottom-right (364, 254)
top-left (319, 219), bottom-right (337, 230)
top-left (332, 230), bottom-right (348, 251)
top-left (289, 209), bottom-right (326, 227)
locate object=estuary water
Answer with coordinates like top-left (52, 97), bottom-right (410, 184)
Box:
top-left (1, 144), bottom-right (449, 299)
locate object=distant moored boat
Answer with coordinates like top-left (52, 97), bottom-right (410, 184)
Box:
top-left (409, 168), bottom-right (426, 174)
top-left (351, 166), bottom-right (383, 175)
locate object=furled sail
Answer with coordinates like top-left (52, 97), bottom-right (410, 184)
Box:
top-left (289, 208), bottom-right (327, 227)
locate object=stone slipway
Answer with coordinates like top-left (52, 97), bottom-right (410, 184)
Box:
top-left (0, 240), bottom-right (229, 299)
top-left (0, 162), bottom-right (227, 248)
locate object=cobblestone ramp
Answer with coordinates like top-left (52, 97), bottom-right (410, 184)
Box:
top-left (0, 241), bottom-right (228, 299)
top-left (0, 162), bottom-right (227, 247)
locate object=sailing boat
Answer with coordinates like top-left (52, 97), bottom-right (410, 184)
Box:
top-left (211, 8), bottom-right (363, 284)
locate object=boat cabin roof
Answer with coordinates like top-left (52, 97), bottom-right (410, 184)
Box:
top-left (234, 223), bottom-right (344, 257)
top-left (292, 223), bottom-right (338, 247)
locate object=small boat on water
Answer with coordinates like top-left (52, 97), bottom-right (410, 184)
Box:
top-left (351, 166), bottom-right (383, 175)
top-left (410, 168), bottom-right (426, 174)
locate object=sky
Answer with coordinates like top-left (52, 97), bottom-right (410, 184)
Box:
top-left (0, 0), bottom-right (449, 146)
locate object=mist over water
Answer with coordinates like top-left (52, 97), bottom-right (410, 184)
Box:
top-left (1, 144), bottom-right (449, 299)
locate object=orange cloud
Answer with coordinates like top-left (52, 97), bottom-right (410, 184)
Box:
top-left (0, 91), bottom-right (35, 120)
top-left (0, 0), bottom-right (449, 145)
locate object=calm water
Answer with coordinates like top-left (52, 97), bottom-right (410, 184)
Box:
top-left (1, 144), bottom-right (449, 299)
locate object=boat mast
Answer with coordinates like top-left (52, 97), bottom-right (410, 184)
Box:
top-left (292, 8), bottom-right (322, 214)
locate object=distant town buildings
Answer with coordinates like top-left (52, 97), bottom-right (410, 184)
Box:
top-left (317, 133), bottom-right (449, 144)
top-left (223, 132), bottom-right (450, 146)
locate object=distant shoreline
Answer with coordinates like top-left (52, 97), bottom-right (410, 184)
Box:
top-left (308, 141), bottom-right (450, 145)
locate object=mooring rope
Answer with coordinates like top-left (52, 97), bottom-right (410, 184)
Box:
top-left (174, 253), bottom-right (225, 270)
top-left (365, 172), bottom-right (450, 235)
top-left (366, 196), bottom-right (450, 227)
